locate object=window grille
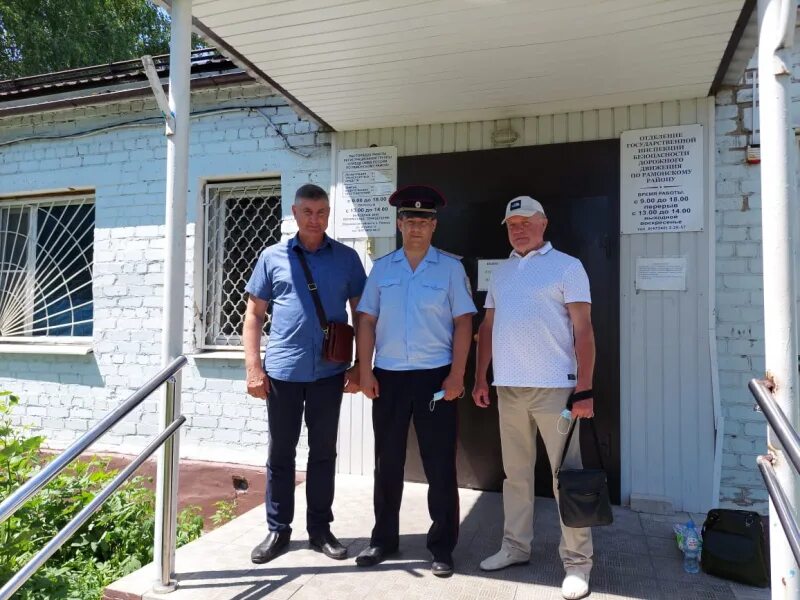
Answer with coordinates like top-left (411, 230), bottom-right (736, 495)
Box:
top-left (202, 179), bottom-right (282, 349)
top-left (0, 193), bottom-right (94, 341)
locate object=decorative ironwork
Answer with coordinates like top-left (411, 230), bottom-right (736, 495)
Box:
top-left (202, 180), bottom-right (281, 348)
top-left (0, 194), bottom-right (94, 340)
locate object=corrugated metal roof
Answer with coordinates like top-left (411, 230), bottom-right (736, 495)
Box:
top-left (0, 49), bottom-right (241, 103)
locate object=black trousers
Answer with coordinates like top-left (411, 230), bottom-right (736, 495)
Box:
top-left (370, 365), bottom-right (459, 559)
top-left (265, 372), bottom-right (344, 535)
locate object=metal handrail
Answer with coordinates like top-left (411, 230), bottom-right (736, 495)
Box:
top-left (750, 379), bottom-right (800, 473)
top-left (0, 416), bottom-right (186, 600)
top-left (757, 456), bottom-right (800, 566)
top-left (0, 355), bottom-right (187, 525)
top-left (0, 355), bottom-right (188, 599)
top-left (750, 378), bottom-right (800, 567)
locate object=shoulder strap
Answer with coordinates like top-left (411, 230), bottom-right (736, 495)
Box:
top-left (292, 244), bottom-right (328, 334)
top-left (373, 250), bottom-right (396, 262)
top-left (437, 248), bottom-right (464, 261)
top-left (558, 417), bottom-right (605, 472)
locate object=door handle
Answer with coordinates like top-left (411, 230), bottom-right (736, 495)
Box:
top-left (601, 235), bottom-right (613, 259)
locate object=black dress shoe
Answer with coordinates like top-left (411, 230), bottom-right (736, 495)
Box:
top-left (432, 557), bottom-right (454, 577)
top-left (309, 530), bottom-right (347, 560)
top-left (250, 530), bottom-right (291, 564)
top-left (355, 545), bottom-right (397, 567)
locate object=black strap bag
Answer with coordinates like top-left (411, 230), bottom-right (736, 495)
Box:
top-left (701, 508), bottom-right (769, 587)
top-left (556, 418), bottom-right (613, 528)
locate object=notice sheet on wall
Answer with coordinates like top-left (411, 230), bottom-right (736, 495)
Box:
top-left (635, 257), bottom-right (687, 291)
top-left (334, 146), bottom-right (397, 238)
top-left (477, 259), bottom-right (507, 292)
top-left (621, 124), bottom-right (703, 234)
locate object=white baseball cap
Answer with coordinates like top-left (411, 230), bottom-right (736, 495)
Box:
top-left (501, 195), bottom-right (546, 224)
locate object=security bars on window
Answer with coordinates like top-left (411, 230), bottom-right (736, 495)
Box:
top-left (202, 180), bottom-right (281, 349)
top-left (0, 194), bottom-right (94, 341)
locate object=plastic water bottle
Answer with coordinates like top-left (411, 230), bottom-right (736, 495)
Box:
top-left (557, 409), bottom-right (572, 435)
top-left (683, 530), bottom-right (700, 573)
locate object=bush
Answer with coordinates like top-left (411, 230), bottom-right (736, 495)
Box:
top-left (209, 498), bottom-right (238, 528)
top-left (0, 391), bottom-right (205, 600)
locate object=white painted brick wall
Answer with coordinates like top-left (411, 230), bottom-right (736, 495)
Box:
top-left (0, 83), bottom-right (330, 466)
top-left (714, 47), bottom-right (800, 511)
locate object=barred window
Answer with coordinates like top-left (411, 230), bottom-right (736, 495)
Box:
top-left (0, 193), bottom-right (94, 341)
top-left (201, 179), bottom-right (282, 349)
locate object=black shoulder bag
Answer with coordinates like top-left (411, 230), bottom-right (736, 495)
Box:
top-left (556, 418), bottom-right (613, 528)
top-left (701, 508), bottom-right (769, 587)
top-left (293, 245), bottom-right (354, 364)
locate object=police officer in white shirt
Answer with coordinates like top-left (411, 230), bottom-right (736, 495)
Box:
top-left (473, 196), bottom-right (595, 600)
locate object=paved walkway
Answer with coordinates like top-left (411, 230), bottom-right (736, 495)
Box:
top-left (105, 475), bottom-right (769, 600)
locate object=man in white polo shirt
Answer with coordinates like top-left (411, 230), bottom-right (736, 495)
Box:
top-left (472, 196), bottom-right (595, 600)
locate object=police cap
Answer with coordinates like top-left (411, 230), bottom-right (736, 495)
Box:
top-left (389, 185), bottom-right (446, 218)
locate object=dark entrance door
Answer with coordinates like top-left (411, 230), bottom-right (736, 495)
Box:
top-left (398, 139), bottom-right (621, 503)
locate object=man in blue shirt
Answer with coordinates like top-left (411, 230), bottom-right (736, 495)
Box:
top-left (355, 185), bottom-right (476, 577)
top-left (243, 183), bottom-right (366, 564)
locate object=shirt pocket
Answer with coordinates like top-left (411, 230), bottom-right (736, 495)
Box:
top-left (420, 280), bottom-right (448, 312)
top-left (271, 267), bottom-right (296, 298)
top-left (378, 278), bottom-right (404, 310)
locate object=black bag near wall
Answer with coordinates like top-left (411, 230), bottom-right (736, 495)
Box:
top-left (701, 509), bottom-right (769, 588)
top-left (556, 418), bottom-right (613, 528)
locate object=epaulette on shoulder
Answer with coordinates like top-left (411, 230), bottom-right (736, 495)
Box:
top-left (373, 249), bottom-right (397, 262)
top-left (438, 249), bottom-right (464, 261)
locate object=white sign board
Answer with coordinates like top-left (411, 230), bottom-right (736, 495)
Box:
top-left (635, 257), bottom-right (687, 291)
top-left (477, 259), bottom-right (506, 292)
top-left (621, 125), bottom-right (703, 234)
top-left (334, 146), bottom-right (397, 238)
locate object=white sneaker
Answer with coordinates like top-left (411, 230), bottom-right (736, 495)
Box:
top-left (561, 570), bottom-right (590, 599)
top-left (479, 547), bottom-right (529, 571)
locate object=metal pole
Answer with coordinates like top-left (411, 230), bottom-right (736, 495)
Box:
top-left (157, 377), bottom-right (179, 591)
top-left (757, 1), bottom-right (800, 597)
top-left (153, 0), bottom-right (191, 593)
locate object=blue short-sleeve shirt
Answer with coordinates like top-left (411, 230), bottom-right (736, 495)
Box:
top-left (245, 235), bottom-right (367, 382)
top-left (357, 246), bottom-right (477, 371)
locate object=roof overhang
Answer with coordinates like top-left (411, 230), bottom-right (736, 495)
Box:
top-left (173, 1), bottom-right (757, 132)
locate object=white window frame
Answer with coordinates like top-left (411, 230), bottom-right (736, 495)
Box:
top-left (198, 178), bottom-right (282, 351)
top-left (0, 191), bottom-right (95, 345)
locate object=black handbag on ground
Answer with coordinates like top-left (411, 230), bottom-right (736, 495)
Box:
top-left (701, 508), bottom-right (769, 587)
top-left (556, 418), bottom-right (613, 528)
top-left (293, 244), bottom-right (354, 363)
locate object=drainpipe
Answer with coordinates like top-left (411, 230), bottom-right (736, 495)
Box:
top-left (757, 0), bottom-right (799, 597)
top-left (153, 0), bottom-right (191, 593)
top-left (707, 97), bottom-right (724, 510)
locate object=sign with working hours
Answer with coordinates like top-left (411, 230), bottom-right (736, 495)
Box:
top-left (620, 124), bottom-right (703, 234)
top-left (334, 146), bottom-right (397, 238)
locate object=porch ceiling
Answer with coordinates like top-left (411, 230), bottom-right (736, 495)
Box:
top-left (189, 0), bottom-right (753, 131)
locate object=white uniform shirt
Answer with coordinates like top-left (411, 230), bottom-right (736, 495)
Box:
top-left (485, 242), bottom-right (591, 388)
